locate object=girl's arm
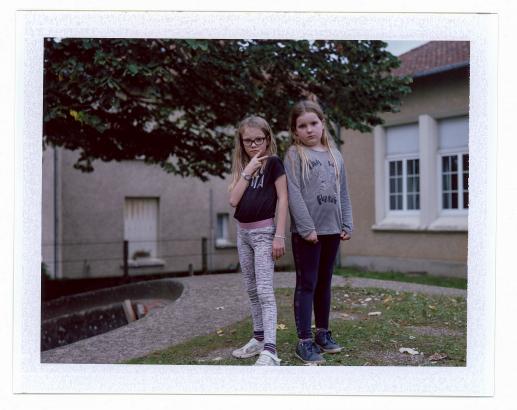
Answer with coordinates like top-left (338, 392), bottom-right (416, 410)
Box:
top-left (284, 148), bottom-right (317, 240)
top-left (229, 173), bottom-right (250, 207)
top-left (339, 155), bottom-right (354, 237)
top-left (272, 174), bottom-right (288, 259)
top-left (229, 153), bottom-right (268, 207)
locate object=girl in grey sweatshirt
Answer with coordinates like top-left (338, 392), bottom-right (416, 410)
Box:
top-left (284, 98), bottom-right (353, 364)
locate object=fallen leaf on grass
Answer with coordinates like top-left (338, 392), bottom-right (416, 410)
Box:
top-left (429, 352), bottom-right (448, 362)
top-left (368, 311), bottom-right (382, 316)
top-left (216, 329), bottom-right (224, 336)
top-left (428, 305), bottom-right (436, 310)
top-left (383, 296), bottom-right (393, 304)
top-left (399, 347), bottom-right (419, 355)
top-left (277, 323), bottom-right (287, 330)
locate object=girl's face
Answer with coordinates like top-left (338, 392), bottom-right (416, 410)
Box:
top-left (241, 127), bottom-right (268, 159)
top-left (294, 112), bottom-right (324, 148)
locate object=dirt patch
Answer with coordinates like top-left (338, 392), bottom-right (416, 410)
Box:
top-left (329, 311), bottom-right (361, 321)
top-left (195, 347), bottom-right (236, 363)
top-left (405, 326), bottom-right (464, 338)
top-left (361, 350), bottom-right (428, 366)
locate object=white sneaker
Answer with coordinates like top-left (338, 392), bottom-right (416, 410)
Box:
top-left (254, 350), bottom-right (281, 366)
top-left (232, 338), bottom-right (264, 359)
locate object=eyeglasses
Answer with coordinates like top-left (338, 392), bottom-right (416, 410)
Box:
top-left (242, 137), bottom-right (266, 147)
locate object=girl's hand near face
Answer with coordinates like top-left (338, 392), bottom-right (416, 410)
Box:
top-left (272, 237), bottom-right (285, 260)
top-left (303, 230), bottom-right (318, 244)
top-left (244, 152), bottom-right (268, 176)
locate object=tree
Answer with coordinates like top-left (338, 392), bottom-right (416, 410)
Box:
top-left (43, 38), bottom-right (411, 180)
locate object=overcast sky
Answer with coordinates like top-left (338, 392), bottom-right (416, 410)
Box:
top-left (385, 41), bottom-right (427, 56)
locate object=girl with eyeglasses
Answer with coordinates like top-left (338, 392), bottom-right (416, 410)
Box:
top-left (228, 115), bottom-right (288, 366)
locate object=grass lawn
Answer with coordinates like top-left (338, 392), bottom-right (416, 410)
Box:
top-left (334, 267), bottom-right (468, 290)
top-left (125, 285), bottom-right (466, 366)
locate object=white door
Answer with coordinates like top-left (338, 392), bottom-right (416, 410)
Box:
top-left (124, 198), bottom-right (159, 260)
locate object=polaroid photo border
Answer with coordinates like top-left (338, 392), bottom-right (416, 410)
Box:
top-left (14, 10), bottom-right (497, 395)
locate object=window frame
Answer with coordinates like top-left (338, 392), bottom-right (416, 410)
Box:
top-left (384, 153), bottom-right (421, 217)
top-left (373, 114), bottom-right (469, 232)
top-left (438, 149), bottom-right (469, 216)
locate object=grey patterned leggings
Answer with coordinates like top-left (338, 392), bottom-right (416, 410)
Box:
top-left (237, 225), bottom-right (277, 347)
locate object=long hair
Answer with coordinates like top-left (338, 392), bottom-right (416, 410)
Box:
top-left (288, 96), bottom-right (340, 185)
top-left (228, 115), bottom-right (277, 192)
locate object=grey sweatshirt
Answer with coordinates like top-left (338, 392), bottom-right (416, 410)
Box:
top-left (284, 145), bottom-right (353, 237)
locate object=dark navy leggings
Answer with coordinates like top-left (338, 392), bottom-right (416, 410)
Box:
top-left (292, 233), bottom-right (341, 340)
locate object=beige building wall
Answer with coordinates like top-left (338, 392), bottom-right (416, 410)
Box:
top-left (339, 69), bottom-right (469, 277)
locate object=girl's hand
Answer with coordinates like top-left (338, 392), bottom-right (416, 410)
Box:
top-left (303, 230), bottom-right (318, 244)
top-left (244, 152), bottom-right (268, 176)
top-left (340, 231), bottom-right (351, 241)
top-left (272, 237), bottom-right (285, 260)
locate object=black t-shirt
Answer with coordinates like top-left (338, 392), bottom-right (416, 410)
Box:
top-left (234, 156), bottom-right (286, 223)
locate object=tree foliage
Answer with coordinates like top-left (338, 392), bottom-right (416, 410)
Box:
top-left (43, 38), bottom-right (411, 180)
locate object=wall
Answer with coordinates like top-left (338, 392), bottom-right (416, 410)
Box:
top-left (43, 149), bottom-right (295, 279)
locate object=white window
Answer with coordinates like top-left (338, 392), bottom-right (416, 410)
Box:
top-left (388, 158), bottom-right (420, 211)
top-left (216, 213), bottom-right (231, 247)
top-left (124, 198), bottom-right (159, 261)
top-left (441, 153), bottom-right (469, 211)
top-left (373, 114), bottom-right (468, 231)
top-left (384, 123), bottom-right (420, 216)
top-left (438, 116), bottom-right (469, 214)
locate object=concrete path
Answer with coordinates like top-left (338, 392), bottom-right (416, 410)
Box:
top-left (40, 272), bottom-right (466, 364)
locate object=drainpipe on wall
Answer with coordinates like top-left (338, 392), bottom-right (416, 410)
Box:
top-left (209, 187), bottom-right (214, 273)
top-left (53, 147), bottom-right (62, 279)
top-left (53, 147), bottom-right (59, 279)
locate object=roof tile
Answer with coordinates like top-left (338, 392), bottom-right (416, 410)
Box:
top-left (392, 41), bottom-right (470, 77)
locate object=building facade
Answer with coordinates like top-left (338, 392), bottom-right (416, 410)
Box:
top-left (339, 42), bottom-right (469, 277)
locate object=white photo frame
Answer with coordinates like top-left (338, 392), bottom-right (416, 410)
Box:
top-left (14, 11), bottom-right (497, 396)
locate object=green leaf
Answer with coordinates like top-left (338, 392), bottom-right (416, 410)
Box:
top-left (127, 63), bottom-right (138, 75)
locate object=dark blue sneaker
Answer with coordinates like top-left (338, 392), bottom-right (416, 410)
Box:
top-left (312, 341), bottom-right (322, 354)
top-left (295, 340), bottom-right (326, 364)
top-left (315, 330), bottom-right (343, 353)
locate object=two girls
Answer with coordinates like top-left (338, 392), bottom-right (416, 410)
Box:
top-left (229, 99), bottom-right (353, 366)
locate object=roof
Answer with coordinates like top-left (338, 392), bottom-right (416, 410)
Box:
top-left (392, 41), bottom-right (470, 78)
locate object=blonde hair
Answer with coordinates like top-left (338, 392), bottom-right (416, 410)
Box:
top-left (228, 115), bottom-right (278, 192)
top-left (288, 97), bottom-right (340, 185)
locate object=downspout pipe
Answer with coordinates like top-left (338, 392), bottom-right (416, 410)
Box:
top-left (53, 147), bottom-right (59, 279)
